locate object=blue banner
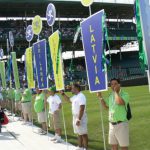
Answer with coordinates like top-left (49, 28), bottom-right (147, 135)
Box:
top-left (33, 39), bottom-right (48, 89)
top-left (81, 10), bottom-right (108, 92)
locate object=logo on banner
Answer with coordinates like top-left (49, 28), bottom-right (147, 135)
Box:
top-left (81, 0), bottom-right (93, 7)
top-left (9, 31), bottom-right (14, 47)
top-left (81, 10), bottom-right (107, 92)
top-left (33, 39), bottom-right (48, 89)
top-left (32, 15), bottom-right (42, 35)
top-left (26, 25), bottom-right (34, 42)
top-left (46, 3), bottom-right (56, 26)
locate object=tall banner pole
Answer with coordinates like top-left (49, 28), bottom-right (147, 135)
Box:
top-left (26, 24), bottom-right (34, 131)
top-left (80, 7), bottom-right (107, 150)
top-left (9, 31), bottom-right (15, 120)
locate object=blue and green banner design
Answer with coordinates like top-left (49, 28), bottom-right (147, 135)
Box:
top-left (11, 52), bottom-right (20, 89)
top-left (0, 61), bottom-right (6, 88)
top-left (33, 39), bottom-right (48, 90)
top-left (135, 0), bottom-right (148, 70)
top-left (81, 10), bottom-right (108, 92)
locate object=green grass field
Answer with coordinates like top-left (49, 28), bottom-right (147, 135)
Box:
top-left (33, 85), bottom-right (150, 150)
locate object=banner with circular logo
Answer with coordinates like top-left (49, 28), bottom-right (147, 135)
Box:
top-left (26, 25), bottom-right (34, 42)
top-left (32, 15), bottom-right (42, 35)
top-left (46, 3), bottom-right (56, 26)
top-left (9, 31), bottom-right (14, 47)
top-left (81, 0), bottom-right (93, 7)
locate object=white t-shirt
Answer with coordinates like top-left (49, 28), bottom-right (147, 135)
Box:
top-left (70, 92), bottom-right (86, 115)
top-left (47, 94), bottom-right (62, 114)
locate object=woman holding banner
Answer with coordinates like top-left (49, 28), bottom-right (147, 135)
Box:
top-left (21, 88), bottom-right (32, 124)
top-left (34, 88), bottom-right (47, 135)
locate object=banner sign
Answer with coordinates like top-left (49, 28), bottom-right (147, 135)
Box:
top-left (46, 3), bottom-right (56, 26)
top-left (81, 10), bottom-right (108, 92)
top-left (33, 39), bottom-right (48, 89)
top-left (49, 30), bottom-right (64, 91)
top-left (0, 61), bottom-right (6, 88)
top-left (139, 0), bottom-right (150, 90)
top-left (11, 52), bottom-right (20, 89)
top-left (26, 25), bottom-right (34, 42)
top-left (25, 47), bottom-right (35, 89)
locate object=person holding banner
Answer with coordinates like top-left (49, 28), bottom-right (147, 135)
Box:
top-left (7, 88), bottom-right (15, 113)
top-left (97, 78), bottom-right (130, 150)
top-left (14, 89), bottom-right (22, 118)
top-left (46, 86), bottom-right (62, 143)
top-left (21, 88), bottom-right (32, 124)
top-left (34, 88), bottom-right (47, 135)
top-left (60, 84), bottom-right (88, 150)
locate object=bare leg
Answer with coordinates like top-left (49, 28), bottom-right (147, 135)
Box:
top-left (121, 147), bottom-right (128, 150)
top-left (42, 122), bottom-right (47, 131)
top-left (82, 134), bottom-right (88, 149)
top-left (111, 145), bottom-right (118, 150)
top-left (23, 113), bottom-right (28, 122)
top-left (55, 128), bottom-right (62, 136)
top-left (78, 135), bottom-right (83, 148)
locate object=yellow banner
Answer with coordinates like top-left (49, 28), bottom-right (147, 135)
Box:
top-left (49, 30), bottom-right (64, 91)
top-left (25, 47), bottom-right (35, 89)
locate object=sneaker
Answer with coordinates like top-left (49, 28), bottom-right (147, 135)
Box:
top-left (53, 136), bottom-right (62, 143)
top-left (75, 147), bottom-right (84, 150)
top-left (39, 130), bottom-right (47, 135)
top-left (51, 134), bottom-right (57, 141)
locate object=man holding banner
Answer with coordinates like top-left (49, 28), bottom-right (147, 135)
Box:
top-left (61, 84), bottom-right (88, 150)
top-left (97, 78), bottom-right (130, 150)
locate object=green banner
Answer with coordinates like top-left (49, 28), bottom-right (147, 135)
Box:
top-left (11, 52), bottom-right (20, 89)
top-left (135, 0), bottom-right (148, 69)
top-left (0, 61), bottom-right (6, 88)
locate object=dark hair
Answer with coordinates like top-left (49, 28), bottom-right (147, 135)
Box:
top-left (110, 78), bottom-right (120, 84)
top-left (72, 83), bottom-right (81, 91)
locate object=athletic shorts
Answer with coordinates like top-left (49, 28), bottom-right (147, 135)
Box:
top-left (109, 122), bottom-right (129, 147)
top-left (73, 113), bottom-right (88, 135)
top-left (37, 111), bottom-right (46, 123)
top-left (21, 102), bottom-right (32, 115)
top-left (52, 110), bottom-right (62, 130)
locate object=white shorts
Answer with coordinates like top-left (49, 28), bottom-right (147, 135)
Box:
top-left (73, 113), bottom-right (88, 135)
top-left (21, 102), bottom-right (32, 114)
top-left (37, 111), bottom-right (46, 123)
top-left (109, 122), bottom-right (129, 147)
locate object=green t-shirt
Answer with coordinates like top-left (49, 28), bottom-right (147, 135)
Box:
top-left (15, 90), bottom-right (22, 102)
top-left (105, 90), bottom-right (129, 122)
top-left (21, 89), bottom-right (32, 102)
top-left (34, 93), bottom-right (45, 113)
top-left (7, 89), bottom-right (15, 101)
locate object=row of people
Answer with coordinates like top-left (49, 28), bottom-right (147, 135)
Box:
top-left (0, 78), bottom-right (130, 150)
